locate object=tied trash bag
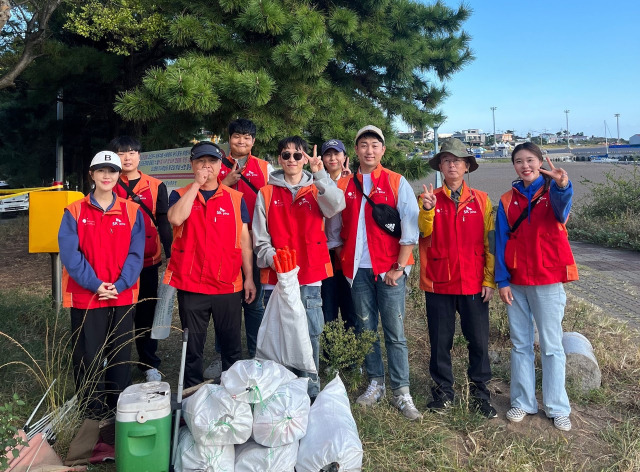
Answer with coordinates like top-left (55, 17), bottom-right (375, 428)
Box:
top-left (221, 359), bottom-right (296, 404)
top-left (183, 384), bottom-right (253, 446)
top-left (255, 266), bottom-right (317, 373)
top-left (151, 271), bottom-right (176, 339)
top-left (174, 426), bottom-right (235, 472)
top-left (234, 438), bottom-right (298, 472)
top-left (296, 375), bottom-right (363, 472)
top-left (252, 377), bottom-right (310, 447)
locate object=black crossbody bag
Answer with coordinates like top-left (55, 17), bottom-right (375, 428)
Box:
top-left (118, 180), bottom-right (158, 227)
top-left (352, 174), bottom-right (402, 238)
top-left (508, 178), bottom-right (550, 234)
top-left (221, 156), bottom-right (260, 194)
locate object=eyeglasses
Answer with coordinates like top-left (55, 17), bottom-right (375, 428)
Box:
top-left (281, 151), bottom-right (304, 161)
top-left (441, 157), bottom-right (467, 166)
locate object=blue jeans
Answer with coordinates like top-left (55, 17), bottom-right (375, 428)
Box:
top-left (263, 285), bottom-right (323, 398)
top-left (351, 268), bottom-right (410, 393)
top-left (508, 283), bottom-right (571, 417)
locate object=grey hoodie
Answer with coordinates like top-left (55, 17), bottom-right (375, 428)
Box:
top-left (253, 169), bottom-right (346, 271)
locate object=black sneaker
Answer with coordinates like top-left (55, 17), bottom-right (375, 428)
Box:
top-left (427, 398), bottom-right (453, 413)
top-left (473, 398), bottom-right (497, 419)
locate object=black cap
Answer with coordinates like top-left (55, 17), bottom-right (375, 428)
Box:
top-left (190, 142), bottom-right (223, 161)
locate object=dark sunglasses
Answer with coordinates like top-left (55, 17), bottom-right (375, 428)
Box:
top-left (281, 151), bottom-right (304, 161)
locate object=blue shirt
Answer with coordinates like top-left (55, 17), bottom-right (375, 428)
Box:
top-left (58, 191), bottom-right (145, 294)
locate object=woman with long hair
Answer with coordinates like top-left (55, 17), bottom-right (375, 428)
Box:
top-left (495, 142), bottom-right (578, 431)
top-left (58, 151), bottom-right (144, 417)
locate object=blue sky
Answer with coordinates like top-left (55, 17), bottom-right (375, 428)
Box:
top-left (404, 1), bottom-right (640, 140)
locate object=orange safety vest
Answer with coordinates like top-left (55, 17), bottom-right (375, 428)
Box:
top-left (259, 184), bottom-right (332, 285)
top-left (500, 186), bottom-right (578, 286)
top-left (62, 195), bottom-right (140, 309)
top-left (115, 172), bottom-right (163, 267)
top-left (164, 184), bottom-right (245, 294)
top-left (337, 164), bottom-right (414, 279)
top-left (218, 154), bottom-right (270, 227)
top-left (419, 184), bottom-right (492, 294)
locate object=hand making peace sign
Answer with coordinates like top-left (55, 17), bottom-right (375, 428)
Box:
top-left (539, 156), bottom-right (569, 188)
top-left (305, 145), bottom-right (323, 173)
top-left (421, 183), bottom-right (437, 210)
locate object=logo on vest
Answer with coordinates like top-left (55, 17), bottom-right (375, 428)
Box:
top-left (245, 170), bottom-right (258, 178)
top-left (375, 187), bottom-right (386, 195)
top-left (297, 197), bottom-right (312, 210)
top-left (463, 206), bottom-right (477, 215)
top-left (216, 206), bottom-right (230, 216)
top-left (347, 191), bottom-right (355, 199)
top-left (112, 217), bottom-right (126, 226)
top-left (81, 218), bottom-right (95, 226)
top-left (272, 199), bottom-right (284, 207)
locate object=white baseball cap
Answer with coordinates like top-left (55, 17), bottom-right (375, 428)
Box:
top-left (355, 125), bottom-right (385, 144)
top-left (90, 151), bottom-right (122, 172)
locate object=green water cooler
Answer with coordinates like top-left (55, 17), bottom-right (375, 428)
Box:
top-left (116, 381), bottom-right (172, 472)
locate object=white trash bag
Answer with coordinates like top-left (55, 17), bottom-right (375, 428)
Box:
top-left (296, 374), bottom-right (363, 472)
top-left (151, 270), bottom-right (176, 339)
top-left (252, 377), bottom-right (310, 447)
top-left (174, 426), bottom-right (235, 472)
top-left (255, 267), bottom-right (317, 373)
top-left (183, 384), bottom-right (253, 446)
top-left (235, 438), bottom-right (298, 472)
top-left (221, 359), bottom-right (296, 404)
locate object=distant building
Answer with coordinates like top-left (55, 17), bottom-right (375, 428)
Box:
top-left (629, 134), bottom-right (640, 145)
top-left (451, 129), bottom-right (486, 146)
top-left (495, 132), bottom-right (513, 143)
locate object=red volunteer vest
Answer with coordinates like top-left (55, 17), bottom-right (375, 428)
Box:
top-left (260, 184), bottom-right (332, 285)
top-left (62, 195), bottom-right (140, 309)
top-left (218, 154), bottom-right (270, 227)
top-left (419, 183), bottom-right (490, 294)
top-left (164, 184), bottom-right (244, 295)
top-left (115, 172), bottom-right (163, 267)
top-left (500, 186), bottom-right (578, 286)
top-left (337, 165), bottom-right (414, 279)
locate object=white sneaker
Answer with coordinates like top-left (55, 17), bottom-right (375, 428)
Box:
top-left (203, 358), bottom-right (222, 380)
top-left (391, 393), bottom-right (423, 421)
top-left (356, 380), bottom-right (385, 407)
top-left (145, 368), bottom-right (161, 382)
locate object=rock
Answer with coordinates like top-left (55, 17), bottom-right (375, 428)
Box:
top-left (562, 332), bottom-right (601, 393)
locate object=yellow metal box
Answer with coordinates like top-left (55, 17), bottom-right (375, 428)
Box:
top-left (29, 191), bottom-right (84, 253)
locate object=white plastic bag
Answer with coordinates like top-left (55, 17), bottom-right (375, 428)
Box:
top-left (183, 384), bottom-right (253, 446)
top-left (252, 377), bottom-right (310, 447)
top-left (255, 267), bottom-right (317, 373)
top-left (221, 359), bottom-right (296, 404)
top-left (174, 426), bottom-right (235, 472)
top-left (235, 438), bottom-right (298, 472)
top-left (296, 374), bottom-right (363, 472)
top-left (151, 271), bottom-right (176, 339)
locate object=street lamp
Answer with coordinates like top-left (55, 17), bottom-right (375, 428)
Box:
top-left (564, 109), bottom-right (570, 149)
top-left (490, 106), bottom-right (497, 150)
top-left (614, 113), bottom-right (620, 143)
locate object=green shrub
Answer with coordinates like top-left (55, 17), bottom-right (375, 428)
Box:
top-left (320, 319), bottom-right (376, 389)
top-left (0, 393), bottom-right (27, 470)
top-left (568, 167), bottom-right (640, 250)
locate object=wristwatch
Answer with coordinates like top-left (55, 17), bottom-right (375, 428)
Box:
top-left (391, 262), bottom-right (405, 272)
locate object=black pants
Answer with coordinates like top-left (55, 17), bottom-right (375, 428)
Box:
top-left (177, 290), bottom-right (242, 389)
top-left (425, 292), bottom-right (491, 402)
top-left (321, 251), bottom-right (357, 330)
top-left (135, 264), bottom-right (161, 371)
top-left (70, 305), bottom-right (134, 417)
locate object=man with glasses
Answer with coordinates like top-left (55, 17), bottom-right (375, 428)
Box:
top-left (418, 138), bottom-right (497, 418)
top-left (252, 136), bottom-right (345, 400)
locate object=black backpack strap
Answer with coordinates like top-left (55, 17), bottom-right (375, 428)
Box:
top-left (118, 179), bottom-right (158, 227)
top-left (221, 156), bottom-right (261, 194)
